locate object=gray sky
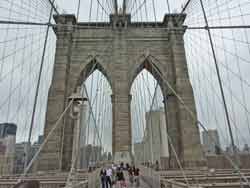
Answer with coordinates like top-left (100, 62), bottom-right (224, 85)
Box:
top-left (56, 0), bottom-right (186, 21)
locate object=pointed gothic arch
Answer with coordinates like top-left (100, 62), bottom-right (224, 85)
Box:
top-left (75, 58), bottom-right (113, 91)
top-left (129, 56), bottom-right (166, 95)
top-left (129, 56), bottom-right (170, 167)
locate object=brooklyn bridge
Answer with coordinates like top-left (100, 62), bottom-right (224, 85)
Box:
top-left (0, 0), bottom-right (250, 187)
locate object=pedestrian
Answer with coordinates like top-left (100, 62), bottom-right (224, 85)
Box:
top-left (128, 167), bottom-right (134, 186)
top-left (112, 163), bottom-right (117, 171)
top-left (134, 167), bottom-right (140, 187)
top-left (132, 165), bottom-right (136, 174)
top-left (116, 167), bottom-right (126, 188)
top-left (125, 163), bottom-right (130, 170)
top-left (100, 168), bottom-right (106, 188)
top-left (106, 167), bottom-right (113, 188)
top-left (120, 162), bottom-right (124, 170)
top-left (111, 163), bottom-right (117, 185)
top-left (155, 160), bottom-right (160, 171)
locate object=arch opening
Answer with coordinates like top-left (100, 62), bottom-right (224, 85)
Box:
top-left (130, 66), bottom-right (170, 169)
top-left (76, 61), bottom-right (113, 169)
top-left (77, 59), bottom-right (112, 90)
top-left (129, 58), bottom-right (164, 93)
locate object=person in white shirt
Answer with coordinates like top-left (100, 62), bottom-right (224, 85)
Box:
top-left (106, 168), bottom-right (113, 187)
top-left (112, 163), bottom-right (117, 171)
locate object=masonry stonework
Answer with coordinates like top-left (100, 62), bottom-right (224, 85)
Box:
top-left (36, 13), bottom-right (206, 171)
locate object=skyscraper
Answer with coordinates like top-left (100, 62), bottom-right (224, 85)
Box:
top-left (134, 108), bottom-right (169, 167)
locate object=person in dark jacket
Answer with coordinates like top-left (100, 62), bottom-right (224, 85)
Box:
top-left (134, 168), bottom-right (140, 187)
top-left (100, 168), bottom-right (106, 188)
top-left (116, 167), bottom-right (126, 187)
top-left (125, 163), bottom-right (130, 170)
top-left (128, 167), bottom-right (134, 186)
top-left (155, 160), bottom-right (160, 171)
top-left (120, 162), bottom-right (124, 170)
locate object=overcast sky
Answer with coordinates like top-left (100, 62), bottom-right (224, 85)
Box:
top-left (56, 0), bottom-right (186, 21)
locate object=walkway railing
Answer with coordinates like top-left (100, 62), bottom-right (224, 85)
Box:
top-left (87, 168), bottom-right (101, 188)
top-left (161, 179), bottom-right (192, 188)
top-left (139, 165), bottom-right (161, 188)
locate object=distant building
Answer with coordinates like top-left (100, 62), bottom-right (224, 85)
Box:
top-left (202, 129), bottom-right (221, 155)
top-left (242, 144), bottom-right (250, 154)
top-left (79, 144), bottom-right (102, 169)
top-left (14, 142), bottom-right (29, 174)
top-left (30, 135), bottom-right (44, 163)
top-left (0, 123), bottom-right (17, 175)
top-left (14, 135), bottom-right (43, 174)
top-left (78, 99), bottom-right (89, 169)
top-left (134, 141), bottom-right (145, 163)
top-left (134, 108), bottom-right (169, 166)
top-left (107, 152), bottom-right (112, 161)
top-left (225, 145), bottom-right (240, 155)
top-left (37, 135), bottom-right (44, 144)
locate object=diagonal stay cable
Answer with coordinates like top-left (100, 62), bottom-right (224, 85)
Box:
top-left (148, 54), bottom-right (250, 186)
top-left (25, 0), bottom-right (55, 168)
top-left (79, 41), bottom-right (114, 154)
top-left (18, 99), bottom-right (74, 181)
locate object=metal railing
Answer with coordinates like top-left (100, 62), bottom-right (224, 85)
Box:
top-left (139, 165), bottom-right (161, 188)
top-left (87, 168), bottom-right (101, 188)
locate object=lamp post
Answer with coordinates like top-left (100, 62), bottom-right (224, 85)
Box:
top-left (65, 90), bottom-right (87, 188)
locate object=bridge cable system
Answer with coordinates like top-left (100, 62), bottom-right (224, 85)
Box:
top-left (0, 0), bottom-right (250, 186)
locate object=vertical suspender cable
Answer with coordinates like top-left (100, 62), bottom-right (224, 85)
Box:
top-left (166, 0), bottom-right (171, 13)
top-left (113, 0), bottom-right (118, 15)
top-left (89, 0), bottom-right (93, 26)
top-left (25, 0), bottom-right (55, 168)
top-left (199, 0), bottom-right (238, 163)
top-left (77, 0), bottom-right (81, 21)
top-left (151, 0), bottom-right (157, 26)
top-left (123, 0), bottom-right (127, 14)
top-left (144, 0), bottom-right (148, 23)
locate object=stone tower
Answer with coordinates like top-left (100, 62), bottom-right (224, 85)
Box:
top-left (36, 13), bottom-right (206, 171)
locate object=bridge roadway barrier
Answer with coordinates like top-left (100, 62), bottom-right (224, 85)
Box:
top-left (160, 169), bottom-right (250, 188)
top-left (139, 165), bottom-right (161, 188)
top-left (87, 168), bottom-right (101, 188)
top-left (0, 171), bottom-right (88, 188)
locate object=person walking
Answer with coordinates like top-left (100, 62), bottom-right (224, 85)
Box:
top-left (106, 167), bottom-right (113, 188)
top-left (120, 162), bottom-right (124, 170)
top-left (134, 167), bottom-right (140, 187)
top-left (155, 160), bottom-right (160, 171)
top-left (132, 165), bottom-right (136, 174)
top-left (111, 164), bottom-right (117, 185)
top-left (125, 163), bottom-right (130, 171)
top-left (116, 167), bottom-right (126, 188)
top-left (128, 167), bottom-right (134, 186)
top-left (100, 168), bottom-right (106, 188)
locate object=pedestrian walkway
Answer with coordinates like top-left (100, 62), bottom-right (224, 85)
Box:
top-left (111, 171), bottom-right (151, 188)
top-left (99, 165), bottom-right (155, 188)
top-left (131, 177), bottom-right (151, 188)
top-left (111, 178), bottom-right (150, 188)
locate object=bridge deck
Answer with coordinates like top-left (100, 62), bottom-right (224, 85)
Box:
top-left (106, 177), bottom-right (151, 188)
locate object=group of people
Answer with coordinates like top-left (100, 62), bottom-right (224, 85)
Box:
top-left (100, 162), bottom-right (140, 188)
